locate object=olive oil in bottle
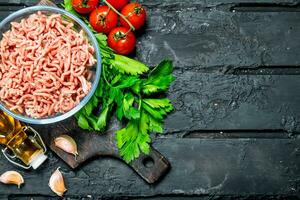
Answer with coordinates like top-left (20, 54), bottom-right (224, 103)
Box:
top-left (0, 111), bottom-right (15, 145)
top-left (0, 111), bottom-right (47, 169)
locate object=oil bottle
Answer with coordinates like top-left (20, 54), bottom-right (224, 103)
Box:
top-left (0, 111), bottom-right (47, 169)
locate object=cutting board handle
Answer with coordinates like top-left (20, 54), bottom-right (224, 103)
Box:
top-left (128, 146), bottom-right (170, 184)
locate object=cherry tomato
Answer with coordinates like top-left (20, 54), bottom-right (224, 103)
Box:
top-left (72, 0), bottom-right (99, 14)
top-left (106, 0), bottom-right (129, 11)
top-left (120, 3), bottom-right (146, 30)
top-left (108, 27), bottom-right (136, 55)
top-left (89, 6), bottom-right (118, 34)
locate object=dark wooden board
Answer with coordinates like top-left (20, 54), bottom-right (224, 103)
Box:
top-left (0, 138), bottom-right (298, 198)
top-left (32, 117), bottom-right (170, 184)
top-left (18, 0), bottom-right (300, 6)
top-left (2, 1), bottom-right (300, 69)
top-left (137, 10), bottom-right (300, 68)
top-left (0, 0), bottom-right (300, 199)
top-left (165, 74), bottom-right (300, 135)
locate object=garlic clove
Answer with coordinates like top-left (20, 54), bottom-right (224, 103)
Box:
top-left (0, 171), bottom-right (24, 188)
top-left (49, 167), bottom-right (67, 197)
top-left (54, 135), bottom-right (78, 158)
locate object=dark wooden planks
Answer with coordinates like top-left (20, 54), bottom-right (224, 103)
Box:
top-left (17, 0), bottom-right (300, 7)
top-left (165, 73), bottom-right (300, 134)
top-left (0, 138), bottom-right (298, 198)
top-left (138, 0), bottom-right (300, 6)
top-left (0, 5), bottom-right (25, 20)
top-left (0, 0), bottom-right (299, 199)
top-left (0, 1), bottom-right (300, 69)
top-left (0, 1), bottom-right (299, 69)
top-left (6, 0), bottom-right (60, 6)
top-left (136, 9), bottom-right (300, 68)
top-left (7, 195), bottom-right (300, 199)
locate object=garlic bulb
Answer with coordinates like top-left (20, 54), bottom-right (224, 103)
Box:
top-left (0, 171), bottom-right (24, 188)
top-left (49, 168), bottom-right (67, 196)
top-left (54, 135), bottom-right (78, 158)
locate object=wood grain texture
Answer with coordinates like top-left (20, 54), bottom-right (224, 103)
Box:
top-left (0, 138), bottom-right (298, 198)
top-left (136, 10), bottom-right (300, 68)
top-left (1, 1), bottom-right (300, 69)
top-left (165, 74), bottom-right (300, 136)
top-left (16, 0), bottom-right (300, 6)
top-left (34, 117), bottom-right (170, 184)
top-left (0, 0), bottom-right (300, 199)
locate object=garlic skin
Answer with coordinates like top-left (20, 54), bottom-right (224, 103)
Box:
top-left (0, 171), bottom-right (24, 188)
top-left (49, 168), bottom-right (67, 196)
top-left (54, 135), bottom-right (78, 158)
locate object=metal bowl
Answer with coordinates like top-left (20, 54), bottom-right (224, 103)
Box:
top-left (0, 6), bottom-right (101, 124)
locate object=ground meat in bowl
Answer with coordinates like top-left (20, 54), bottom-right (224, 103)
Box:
top-left (0, 11), bottom-right (96, 118)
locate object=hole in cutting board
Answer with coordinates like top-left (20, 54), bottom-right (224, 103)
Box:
top-left (143, 156), bottom-right (154, 168)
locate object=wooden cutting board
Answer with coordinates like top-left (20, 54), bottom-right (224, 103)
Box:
top-left (31, 0), bottom-right (170, 184)
top-left (33, 117), bottom-right (170, 184)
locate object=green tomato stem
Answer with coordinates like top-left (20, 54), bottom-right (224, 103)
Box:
top-left (103, 0), bottom-right (135, 31)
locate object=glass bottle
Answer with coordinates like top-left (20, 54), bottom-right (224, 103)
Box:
top-left (0, 111), bottom-right (47, 169)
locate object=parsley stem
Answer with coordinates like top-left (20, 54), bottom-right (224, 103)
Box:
top-left (103, 0), bottom-right (135, 31)
top-left (138, 95), bottom-right (142, 110)
top-left (102, 64), bottom-right (112, 87)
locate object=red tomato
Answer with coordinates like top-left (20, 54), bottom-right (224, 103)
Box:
top-left (120, 3), bottom-right (146, 30)
top-left (89, 6), bottom-right (118, 34)
top-left (108, 27), bottom-right (136, 55)
top-left (72, 0), bottom-right (99, 14)
top-left (106, 0), bottom-right (129, 11)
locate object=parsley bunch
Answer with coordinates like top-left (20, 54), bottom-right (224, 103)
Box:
top-left (63, 0), bottom-right (175, 163)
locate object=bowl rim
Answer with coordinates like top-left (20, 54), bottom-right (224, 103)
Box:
top-left (0, 5), bottom-right (102, 124)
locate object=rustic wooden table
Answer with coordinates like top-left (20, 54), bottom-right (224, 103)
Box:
top-left (0, 0), bottom-right (300, 199)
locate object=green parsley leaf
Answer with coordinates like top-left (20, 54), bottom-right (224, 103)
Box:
top-left (95, 33), bottom-right (109, 47)
top-left (95, 80), bottom-right (104, 98)
top-left (143, 98), bottom-right (174, 112)
top-left (118, 92), bottom-right (140, 120)
top-left (85, 115), bottom-right (99, 131)
top-left (96, 105), bottom-right (110, 131)
top-left (116, 105), bottom-right (124, 121)
top-left (148, 115), bottom-right (163, 133)
top-left (109, 87), bottom-right (123, 106)
top-left (65, 4), bottom-right (174, 162)
top-left (127, 107), bottom-right (140, 120)
top-left (149, 60), bottom-right (174, 77)
top-left (131, 80), bottom-right (142, 94)
top-left (77, 115), bottom-right (91, 130)
top-left (112, 55), bottom-right (149, 75)
top-left (116, 121), bottom-right (139, 162)
top-left (116, 111), bottom-right (151, 163)
top-left (114, 76), bottom-right (139, 89)
top-left (123, 93), bottom-right (134, 113)
top-left (137, 111), bottom-right (151, 154)
top-left (84, 101), bottom-right (94, 116)
top-left (143, 60), bottom-right (175, 95)
top-left (142, 102), bottom-right (164, 120)
top-left (91, 95), bottom-right (99, 107)
top-left (63, 0), bottom-right (73, 12)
